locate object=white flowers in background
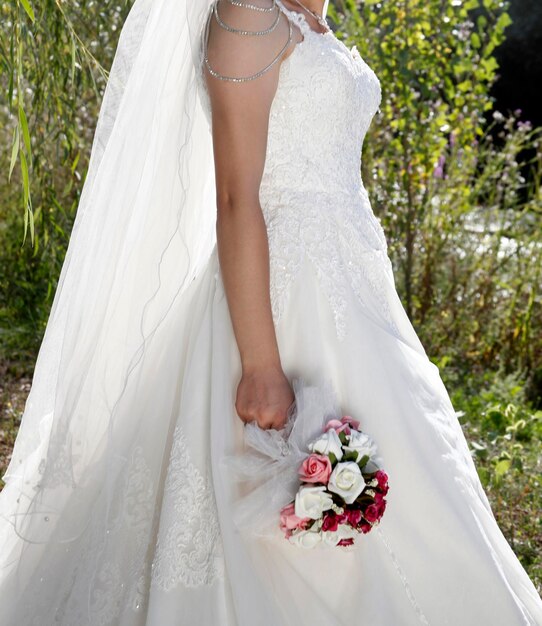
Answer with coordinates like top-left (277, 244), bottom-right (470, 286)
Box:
top-left (327, 462), bottom-right (366, 504)
top-left (308, 428), bottom-right (343, 461)
top-left (343, 430), bottom-right (378, 463)
top-left (294, 485), bottom-right (334, 519)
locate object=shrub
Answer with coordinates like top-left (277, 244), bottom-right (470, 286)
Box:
top-left (329, 0), bottom-right (542, 399)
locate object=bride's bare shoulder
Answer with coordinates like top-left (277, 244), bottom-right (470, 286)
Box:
top-left (203, 0), bottom-right (302, 84)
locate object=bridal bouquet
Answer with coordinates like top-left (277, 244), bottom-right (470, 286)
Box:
top-left (222, 378), bottom-right (389, 549)
top-left (280, 415), bottom-right (389, 548)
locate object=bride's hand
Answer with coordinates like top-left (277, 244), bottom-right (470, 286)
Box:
top-left (235, 365), bottom-right (295, 430)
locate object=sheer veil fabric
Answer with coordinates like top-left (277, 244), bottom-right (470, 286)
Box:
top-left (0, 0), bottom-right (224, 618)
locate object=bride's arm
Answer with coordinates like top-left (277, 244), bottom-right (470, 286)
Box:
top-left (204, 0), bottom-right (296, 429)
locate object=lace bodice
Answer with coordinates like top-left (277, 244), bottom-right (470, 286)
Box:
top-left (198, 0), bottom-right (398, 341)
top-left (259, 2), bottom-right (381, 198)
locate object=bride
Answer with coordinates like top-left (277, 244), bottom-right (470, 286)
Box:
top-left (1, 0), bottom-right (541, 624)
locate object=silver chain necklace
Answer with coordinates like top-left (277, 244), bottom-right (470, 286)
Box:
top-left (290, 0), bottom-right (330, 31)
top-left (213, 0), bottom-right (281, 36)
top-left (203, 0), bottom-right (293, 82)
top-left (225, 0), bottom-right (276, 11)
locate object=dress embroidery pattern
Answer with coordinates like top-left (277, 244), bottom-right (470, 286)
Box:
top-left (260, 2), bottom-right (398, 341)
top-left (22, 426), bottom-right (224, 625)
top-left (150, 423), bottom-right (224, 590)
top-left (22, 445), bottom-right (157, 625)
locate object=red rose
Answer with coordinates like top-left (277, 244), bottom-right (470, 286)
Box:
top-left (322, 511), bottom-right (347, 532)
top-left (322, 512), bottom-right (339, 532)
top-left (359, 521), bottom-right (372, 533)
top-left (376, 498), bottom-right (387, 517)
top-left (345, 509), bottom-right (362, 526)
top-left (364, 503), bottom-right (380, 523)
top-left (375, 470), bottom-right (389, 490)
top-left (338, 538), bottom-right (355, 546)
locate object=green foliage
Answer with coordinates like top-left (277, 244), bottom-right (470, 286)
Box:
top-left (444, 369), bottom-right (542, 588)
top-left (0, 0), bottom-right (132, 361)
top-left (329, 0), bottom-right (542, 398)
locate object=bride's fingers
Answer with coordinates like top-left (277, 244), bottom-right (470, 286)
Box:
top-left (235, 402), bottom-right (286, 429)
top-left (235, 403), bottom-right (255, 424)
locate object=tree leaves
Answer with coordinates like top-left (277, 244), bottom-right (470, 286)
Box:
top-left (329, 0), bottom-right (541, 380)
top-left (9, 126), bottom-right (19, 181)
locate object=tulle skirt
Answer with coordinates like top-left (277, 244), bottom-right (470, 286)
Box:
top-left (145, 246), bottom-right (542, 626)
top-left (1, 244), bottom-right (541, 625)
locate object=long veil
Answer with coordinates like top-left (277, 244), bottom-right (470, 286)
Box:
top-left (0, 0), bottom-right (335, 620)
top-left (0, 0), bottom-right (223, 621)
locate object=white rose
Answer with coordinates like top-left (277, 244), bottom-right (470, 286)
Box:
top-left (327, 461), bottom-right (366, 504)
top-left (344, 430), bottom-right (378, 463)
top-left (322, 522), bottom-right (359, 547)
top-left (308, 429), bottom-right (343, 461)
top-left (294, 485), bottom-right (334, 520)
top-left (321, 530), bottom-right (341, 547)
top-left (336, 523), bottom-right (358, 541)
top-left (288, 528), bottom-right (322, 549)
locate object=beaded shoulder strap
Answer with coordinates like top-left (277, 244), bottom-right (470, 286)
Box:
top-left (203, 0), bottom-right (294, 83)
top-left (274, 0), bottom-right (311, 36)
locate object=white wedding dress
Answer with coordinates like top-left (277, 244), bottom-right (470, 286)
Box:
top-left (1, 1), bottom-right (542, 624)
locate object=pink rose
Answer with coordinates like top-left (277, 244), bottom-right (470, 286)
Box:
top-left (338, 538), bottom-right (355, 546)
top-left (341, 415), bottom-right (361, 430)
top-left (345, 508), bottom-right (362, 526)
top-left (374, 491), bottom-right (384, 505)
top-left (363, 503), bottom-right (381, 523)
top-left (280, 502), bottom-right (310, 533)
top-left (324, 419), bottom-right (351, 435)
top-left (298, 453), bottom-right (332, 484)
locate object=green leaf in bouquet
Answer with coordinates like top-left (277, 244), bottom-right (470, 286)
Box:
top-left (357, 454), bottom-right (370, 469)
top-left (344, 450), bottom-right (359, 462)
top-left (328, 452), bottom-right (337, 465)
top-left (356, 493), bottom-right (376, 506)
top-left (338, 431), bottom-right (348, 445)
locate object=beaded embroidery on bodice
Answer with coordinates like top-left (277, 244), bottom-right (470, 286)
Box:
top-left (260, 1), bottom-right (381, 198)
top-left (199, 1), bottom-right (399, 340)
